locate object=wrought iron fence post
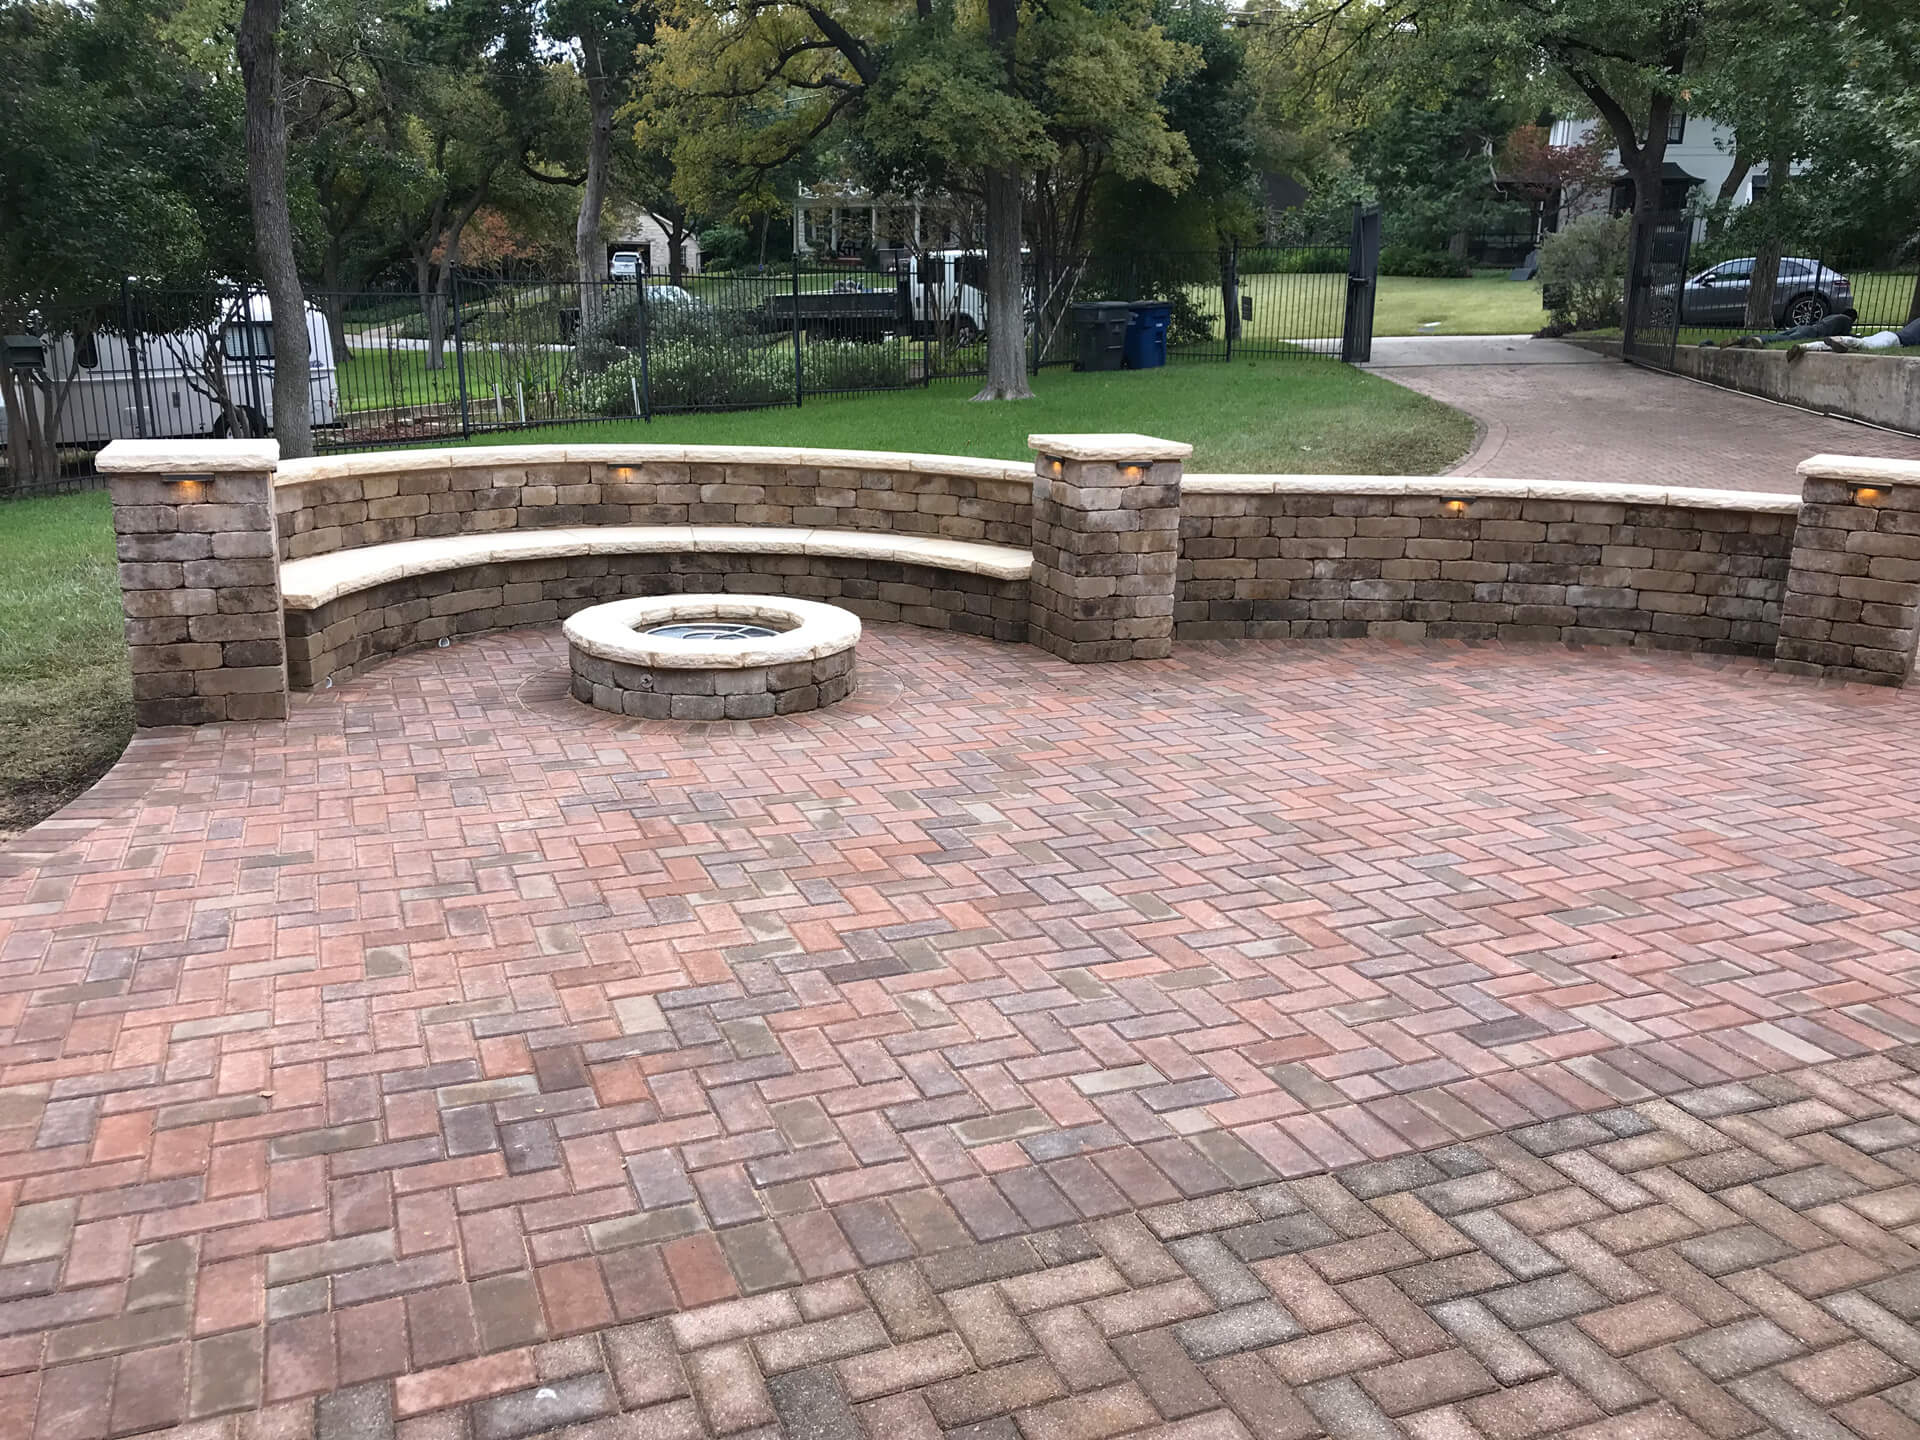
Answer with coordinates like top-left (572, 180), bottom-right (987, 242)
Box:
top-left (450, 270), bottom-right (472, 440)
top-left (792, 256), bottom-right (804, 407)
top-left (1224, 245), bottom-right (1237, 363)
top-left (121, 279), bottom-right (150, 439)
top-left (637, 280), bottom-right (652, 422)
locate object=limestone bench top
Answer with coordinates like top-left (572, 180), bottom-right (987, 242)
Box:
top-left (277, 526), bottom-right (1035, 609)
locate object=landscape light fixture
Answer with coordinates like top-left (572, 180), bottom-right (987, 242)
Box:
top-left (1443, 498), bottom-right (1470, 516)
top-left (1851, 484), bottom-right (1887, 506)
top-left (1119, 464), bottom-right (1147, 480)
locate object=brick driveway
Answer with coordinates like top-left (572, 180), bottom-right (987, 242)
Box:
top-left (5, 625), bottom-right (1920, 1438)
top-left (1365, 337), bottom-right (1920, 494)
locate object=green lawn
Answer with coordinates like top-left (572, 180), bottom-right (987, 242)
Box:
top-left (1220, 274), bottom-right (1545, 342)
top-left (0, 355), bottom-right (1468, 839)
top-left (455, 357), bottom-right (1473, 476)
top-left (0, 491), bottom-right (131, 837)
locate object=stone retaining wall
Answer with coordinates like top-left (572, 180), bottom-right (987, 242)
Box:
top-left (273, 446), bottom-right (1035, 561)
top-left (285, 553), bottom-right (1026, 689)
top-left (1176, 477), bottom-right (1798, 657)
top-left (96, 441), bottom-right (1920, 724)
top-left (1573, 338), bottom-right (1920, 436)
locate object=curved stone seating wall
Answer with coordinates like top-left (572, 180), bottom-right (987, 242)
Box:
top-left (1178, 476), bottom-right (1800, 658)
top-left (272, 445), bottom-right (1036, 562)
top-left (283, 544), bottom-right (1025, 689)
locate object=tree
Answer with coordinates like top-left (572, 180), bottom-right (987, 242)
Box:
top-left (1268, 0), bottom-right (1703, 254)
top-left (646, 0), bottom-right (1201, 401)
top-left (0, 0), bottom-right (245, 489)
top-left (239, 0), bottom-right (315, 457)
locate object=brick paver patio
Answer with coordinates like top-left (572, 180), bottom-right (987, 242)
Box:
top-left (4, 625), bottom-right (1920, 1439)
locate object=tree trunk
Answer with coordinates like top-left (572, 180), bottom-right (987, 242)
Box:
top-left (575, 34), bottom-right (615, 334)
top-left (667, 217), bottom-right (688, 285)
top-left (238, 0), bottom-right (314, 458)
top-left (972, 0), bottom-right (1030, 402)
top-left (1744, 150), bottom-right (1790, 329)
top-left (320, 238), bottom-right (351, 363)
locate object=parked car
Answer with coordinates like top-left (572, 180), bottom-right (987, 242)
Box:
top-left (1673, 257), bottom-right (1853, 328)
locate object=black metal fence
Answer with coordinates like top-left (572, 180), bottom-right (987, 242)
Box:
top-left (1625, 214), bottom-right (1920, 369)
top-left (2, 228), bottom-right (1375, 497)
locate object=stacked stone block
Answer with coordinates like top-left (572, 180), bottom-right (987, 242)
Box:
top-left (573, 646), bottom-right (856, 720)
top-left (1026, 434), bottom-right (1190, 663)
top-left (1176, 482), bottom-right (1796, 656)
top-left (100, 441), bottom-right (290, 725)
top-left (274, 450), bottom-right (1035, 560)
top-left (1775, 456), bottom-right (1920, 685)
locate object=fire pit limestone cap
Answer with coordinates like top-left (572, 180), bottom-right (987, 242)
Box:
top-left (564, 595), bottom-right (860, 670)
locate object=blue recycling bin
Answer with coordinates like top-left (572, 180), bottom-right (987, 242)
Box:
top-left (1124, 302), bottom-right (1171, 368)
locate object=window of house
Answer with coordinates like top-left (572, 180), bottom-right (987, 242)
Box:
top-left (1666, 111), bottom-right (1687, 145)
top-left (75, 333), bottom-right (99, 370)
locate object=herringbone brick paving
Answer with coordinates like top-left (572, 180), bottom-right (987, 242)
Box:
top-left (3, 624), bottom-right (1920, 1437)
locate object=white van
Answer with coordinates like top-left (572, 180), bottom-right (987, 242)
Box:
top-left (0, 293), bottom-right (337, 445)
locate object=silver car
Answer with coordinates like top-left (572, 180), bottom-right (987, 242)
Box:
top-left (1678, 257), bottom-right (1853, 328)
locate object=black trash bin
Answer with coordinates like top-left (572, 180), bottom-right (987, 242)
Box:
top-left (1072, 302), bottom-right (1131, 371)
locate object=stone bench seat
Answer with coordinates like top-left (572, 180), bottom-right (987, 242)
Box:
top-left (278, 526), bottom-right (1033, 610)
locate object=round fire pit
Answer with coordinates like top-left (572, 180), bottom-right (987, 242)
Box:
top-left (565, 594), bottom-right (860, 720)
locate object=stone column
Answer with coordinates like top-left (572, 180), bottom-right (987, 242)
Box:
top-left (98, 439), bottom-right (289, 725)
top-left (1776, 455), bottom-right (1920, 687)
top-left (1026, 432), bottom-right (1190, 662)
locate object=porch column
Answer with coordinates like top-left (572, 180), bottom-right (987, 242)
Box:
top-left (1026, 433), bottom-right (1190, 662)
top-left (98, 439), bottom-right (289, 725)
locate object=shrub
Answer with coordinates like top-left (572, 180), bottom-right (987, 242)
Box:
top-left (699, 224), bottom-right (752, 273)
top-left (801, 339), bottom-right (911, 392)
top-left (1378, 245), bottom-right (1473, 279)
top-left (580, 337), bottom-right (910, 414)
top-left (1538, 214), bottom-right (1630, 331)
top-left (1239, 247), bottom-right (1347, 275)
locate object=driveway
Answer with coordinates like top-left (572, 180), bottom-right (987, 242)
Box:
top-left (1367, 335), bottom-right (1920, 494)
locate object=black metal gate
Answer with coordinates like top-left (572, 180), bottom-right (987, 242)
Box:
top-left (1622, 211), bottom-right (1693, 370)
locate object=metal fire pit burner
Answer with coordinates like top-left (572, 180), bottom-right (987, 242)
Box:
top-left (646, 621), bottom-right (780, 642)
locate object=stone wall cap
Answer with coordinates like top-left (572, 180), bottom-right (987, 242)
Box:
top-left (1027, 434), bottom-right (1193, 462)
top-left (1181, 473), bottom-right (1800, 514)
top-left (274, 444), bottom-right (1034, 487)
top-left (279, 525), bottom-right (1032, 608)
top-left (100, 439), bottom-right (280, 474)
top-left (1799, 454), bottom-right (1920, 485)
top-left (564, 594), bottom-right (859, 669)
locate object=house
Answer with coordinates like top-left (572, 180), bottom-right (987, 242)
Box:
top-left (605, 203), bottom-right (700, 277)
top-left (792, 182), bottom-right (981, 263)
top-left (1550, 115), bottom-right (1776, 221)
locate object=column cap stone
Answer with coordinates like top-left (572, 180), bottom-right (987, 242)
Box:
top-left (1799, 454), bottom-right (1920, 486)
top-left (1027, 433), bottom-right (1192, 463)
top-left (99, 439), bottom-right (280, 474)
